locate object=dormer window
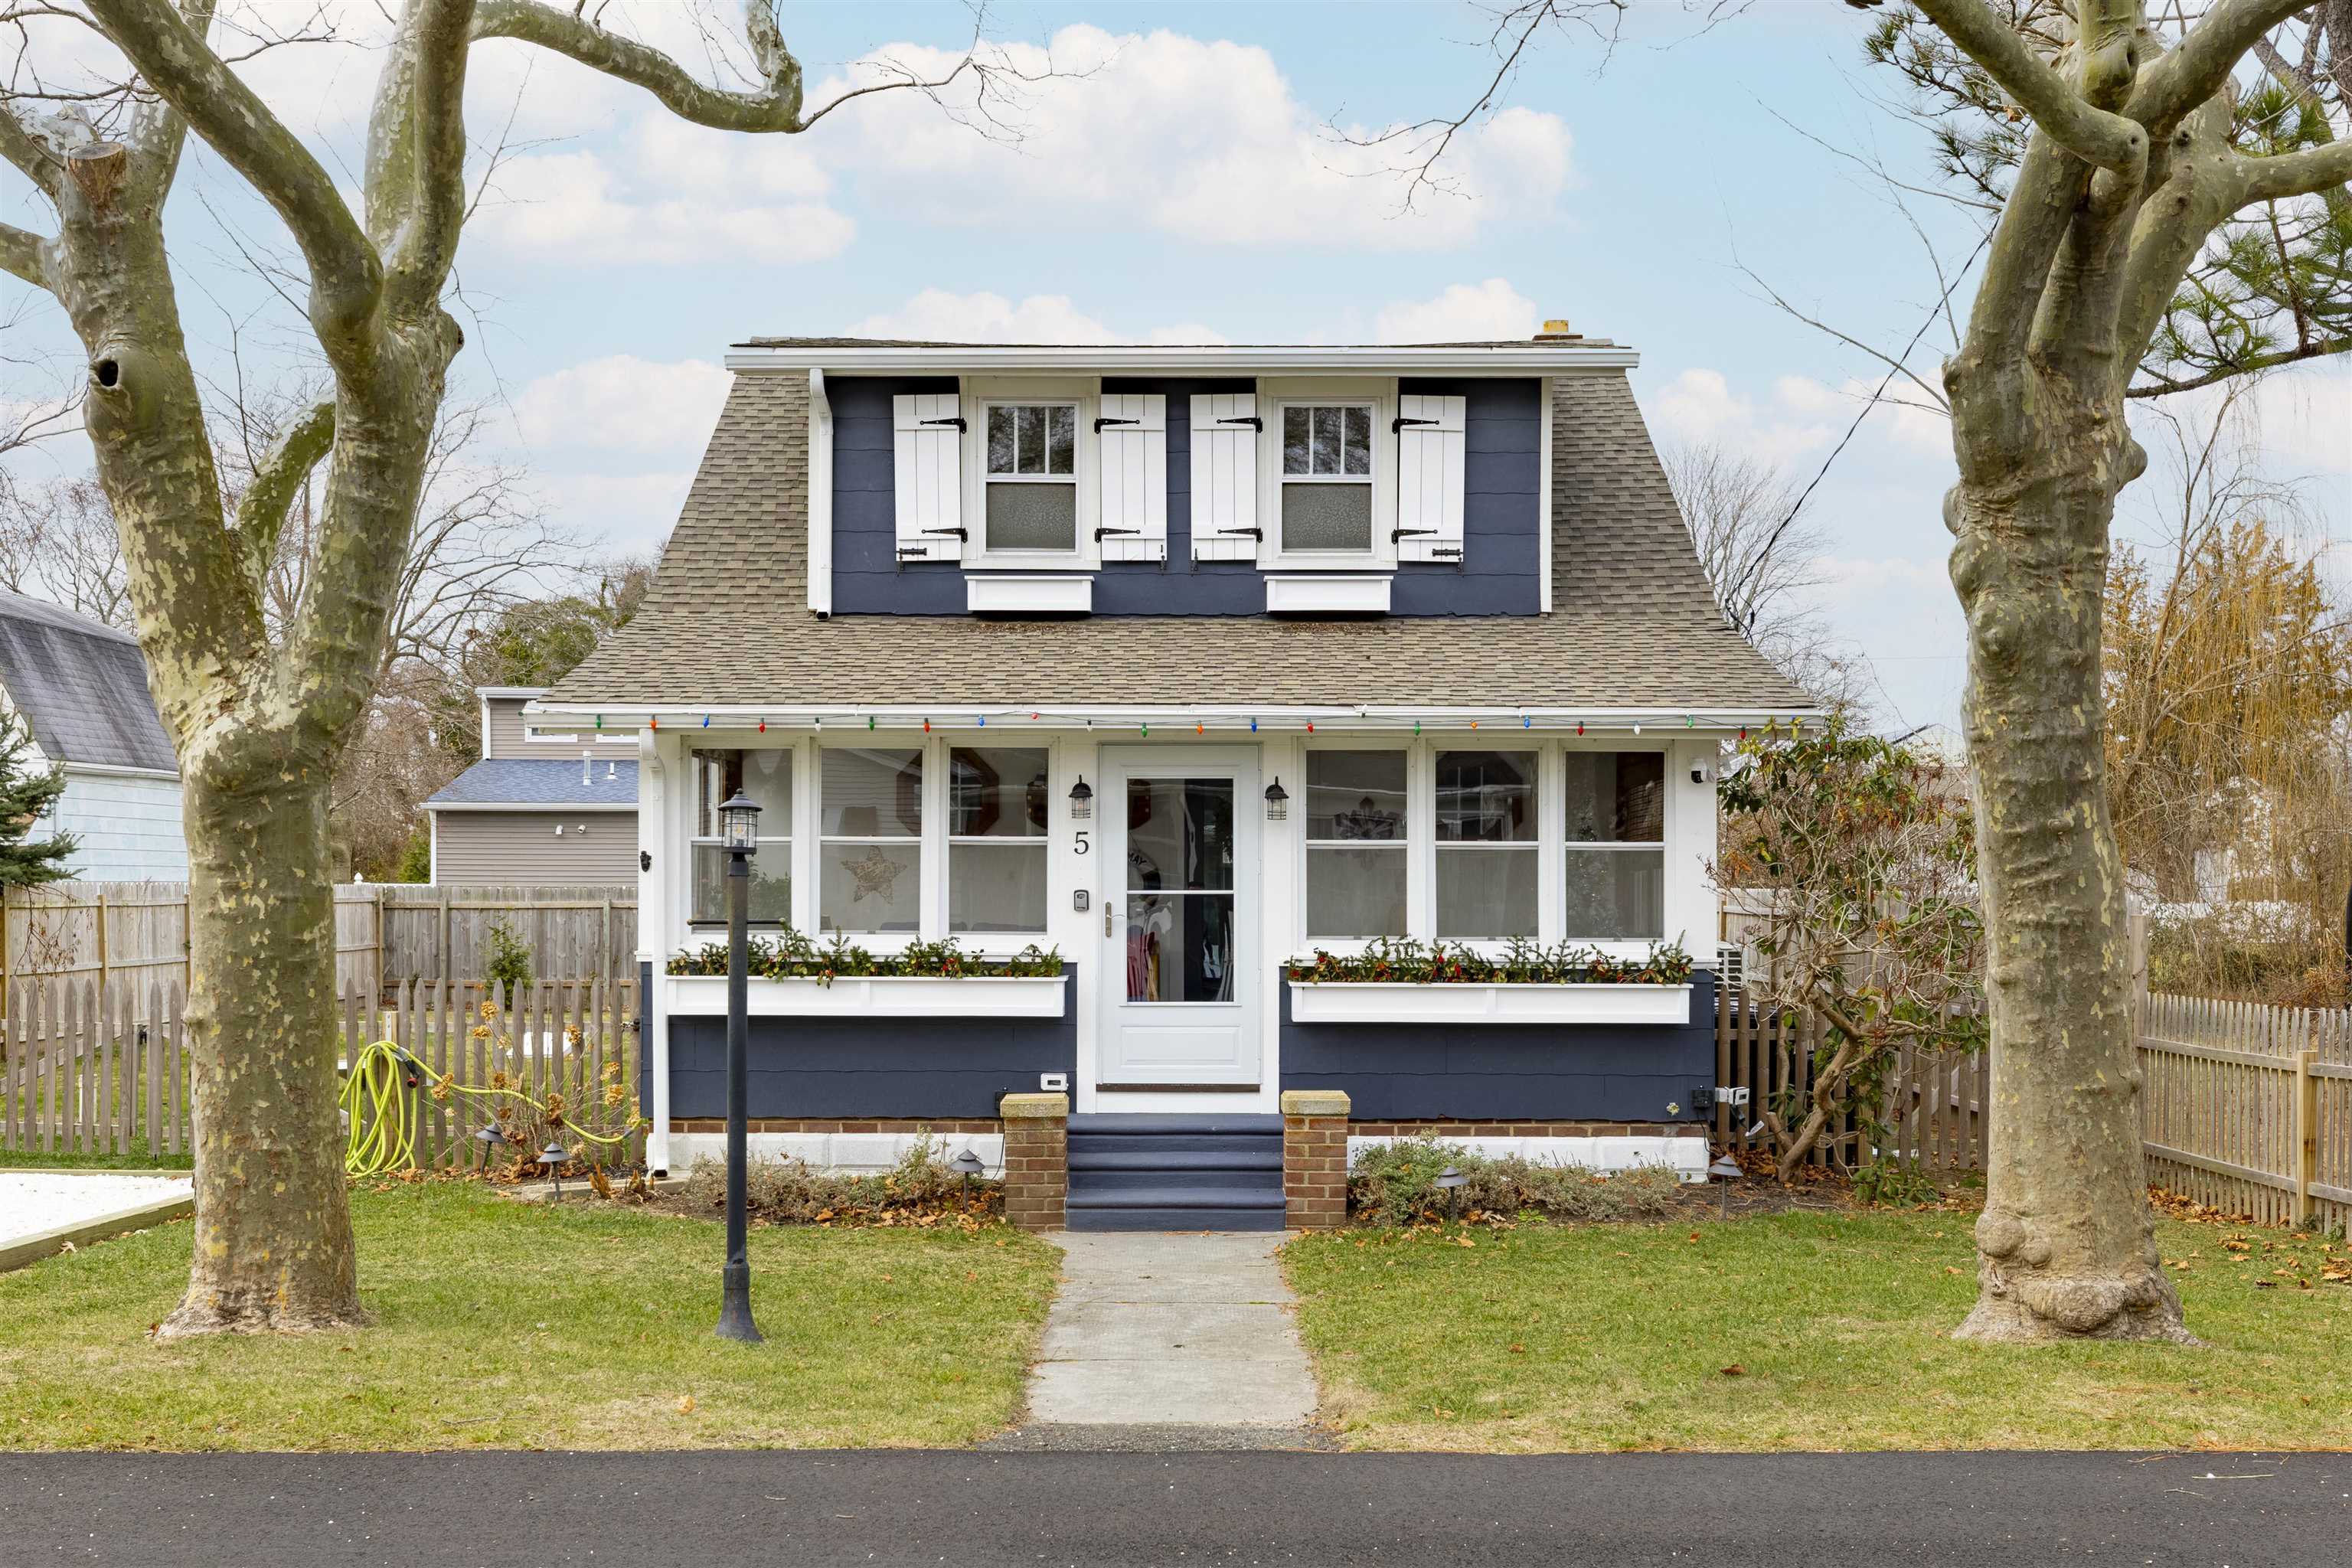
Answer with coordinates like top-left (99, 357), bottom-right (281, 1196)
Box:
top-left (1279, 403), bottom-right (1374, 554)
top-left (983, 400), bottom-right (1079, 554)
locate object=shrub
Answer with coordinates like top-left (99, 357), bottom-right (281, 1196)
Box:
top-left (1348, 1137), bottom-right (1688, 1226)
top-left (485, 917), bottom-right (534, 1003)
top-left (1285, 936), bottom-right (1693, 985)
top-left (666, 927), bottom-right (1061, 982)
top-left (681, 1135), bottom-right (999, 1224)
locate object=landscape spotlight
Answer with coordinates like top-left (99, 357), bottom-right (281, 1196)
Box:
top-left (949, 1147), bottom-right (985, 1208)
top-left (539, 1139), bottom-right (569, 1200)
top-left (473, 1122), bottom-right (505, 1171)
top-left (1433, 1165), bottom-right (1468, 1223)
top-left (1708, 1155), bottom-right (1743, 1220)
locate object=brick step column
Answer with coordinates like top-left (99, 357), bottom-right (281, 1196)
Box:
top-left (1281, 1089), bottom-right (1351, 1230)
top-left (999, 1092), bottom-right (1068, 1232)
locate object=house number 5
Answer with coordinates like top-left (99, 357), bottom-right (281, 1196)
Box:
top-left (1073, 830), bottom-right (1090, 855)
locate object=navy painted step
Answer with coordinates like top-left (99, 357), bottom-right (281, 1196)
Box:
top-left (1063, 1113), bottom-right (1287, 1233)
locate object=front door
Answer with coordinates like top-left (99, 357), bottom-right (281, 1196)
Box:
top-left (1097, 751), bottom-right (1259, 1089)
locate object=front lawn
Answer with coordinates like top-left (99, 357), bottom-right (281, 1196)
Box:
top-left (0, 1181), bottom-right (1058, 1451)
top-left (1285, 1209), bottom-right (2352, 1452)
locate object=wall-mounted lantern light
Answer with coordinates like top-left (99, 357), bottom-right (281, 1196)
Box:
top-left (1068, 776), bottom-right (1094, 821)
top-left (1264, 778), bottom-right (1289, 822)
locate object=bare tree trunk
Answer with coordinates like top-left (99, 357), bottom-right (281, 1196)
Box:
top-left (1945, 381), bottom-right (2190, 1344)
top-left (160, 767), bottom-right (364, 1337)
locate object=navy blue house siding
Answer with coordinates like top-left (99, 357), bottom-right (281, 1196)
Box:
top-left (664, 972), bottom-right (1079, 1120)
top-left (827, 374), bottom-right (1541, 617)
top-left (1277, 971), bottom-right (1717, 1123)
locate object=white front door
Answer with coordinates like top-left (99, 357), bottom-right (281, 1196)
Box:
top-left (1097, 749), bottom-right (1260, 1089)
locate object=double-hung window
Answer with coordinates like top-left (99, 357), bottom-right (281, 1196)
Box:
top-left (1279, 403), bottom-right (1374, 554)
top-left (1435, 750), bottom-right (1538, 939)
top-left (818, 746), bottom-right (923, 933)
top-left (1563, 752), bottom-right (1665, 939)
top-left (1303, 750), bottom-right (1408, 937)
top-left (948, 746), bottom-right (1050, 933)
top-left (690, 748), bottom-right (792, 925)
top-left (983, 401), bottom-right (1079, 554)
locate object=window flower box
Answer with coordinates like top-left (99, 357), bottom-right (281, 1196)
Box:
top-left (665, 973), bottom-right (1068, 1019)
top-left (1287, 979), bottom-right (1691, 1026)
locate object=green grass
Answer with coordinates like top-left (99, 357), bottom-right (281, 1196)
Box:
top-left (1, 1143), bottom-right (191, 1171)
top-left (1284, 1209), bottom-right (2352, 1452)
top-left (0, 1181), bottom-right (1059, 1451)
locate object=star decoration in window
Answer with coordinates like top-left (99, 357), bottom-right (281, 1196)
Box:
top-left (841, 845), bottom-right (909, 903)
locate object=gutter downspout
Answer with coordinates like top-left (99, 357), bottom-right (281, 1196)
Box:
top-left (640, 726), bottom-right (671, 1174)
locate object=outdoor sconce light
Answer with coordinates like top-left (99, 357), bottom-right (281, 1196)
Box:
top-left (1068, 775), bottom-right (1094, 821)
top-left (1434, 1164), bottom-right (1467, 1223)
top-left (949, 1146), bottom-right (985, 1207)
top-left (1708, 1155), bottom-right (1743, 1220)
top-left (1264, 777), bottom-right (1289, 822)
top-left (539, 1139), bottom-right (569, 1199)
top-left (718, 790), bottom-right (761, 852)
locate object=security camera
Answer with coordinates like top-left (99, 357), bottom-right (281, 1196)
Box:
top-left (1690, 762), bottom-right (1713, 786)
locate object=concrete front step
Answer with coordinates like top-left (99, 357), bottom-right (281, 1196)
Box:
top-left (1066, 1113), bottom-right (1285, 1135)
top-left (1065, 1204), bottom-right (1288, 1233)
top-left (1068, 1148), bottom-right (1284, 1173)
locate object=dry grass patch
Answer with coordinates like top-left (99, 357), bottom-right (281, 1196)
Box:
top-left (0, 1181), bottom-right (1057, 1451)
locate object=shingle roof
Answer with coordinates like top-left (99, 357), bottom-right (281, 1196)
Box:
top-left (0, 590), bottom-right (177, 772)
top-left (425, 758), bottom-right (639, 808)
top-left (736, 335), bottom-right (1620, 350)
top-left (548, 369), bottom-right (1811, 712)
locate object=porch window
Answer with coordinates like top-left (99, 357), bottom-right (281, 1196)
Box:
top-left (1435, 749), bottom-right (1537, 939)
top-left (1279, 403), bottom-right (1374, 553)
top-left (983, 401), bottom-right (1079, 553)
top-left (690, 748), bottom-right (792, 925)
top-left (819, 746), bottom-right (923, 933)
top-left (1563, 751), bottom-right (1666, 939)
top-left (948, 745), bottom-right (1050, 933)
top-left (1303, 749), bottom-right (1407, 937)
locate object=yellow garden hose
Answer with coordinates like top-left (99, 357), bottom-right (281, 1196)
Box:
top-left (338, 1039), bottom-right (637, 1179)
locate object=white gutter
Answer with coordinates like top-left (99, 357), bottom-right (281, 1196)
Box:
top-left (421, 802), bottom-right (639, 812)
top-left (724, 345), bottom-right (1640, 375)
top-left (523, 702), bottom-right (1817, 732)
top-left (60, 760), bottom-right (181, 782)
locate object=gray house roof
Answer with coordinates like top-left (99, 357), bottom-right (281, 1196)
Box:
top-left (548, 364), bottom-right (1811, 713)
top-left (425, 758), bottom-right (639, 808)
top-left (0, 590), bottom-right (176, 773)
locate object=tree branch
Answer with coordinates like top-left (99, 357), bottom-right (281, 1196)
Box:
top-left (2128, 335), bottom-right (2352, 395)
top-left (232, 398), bottom-right (333, 586)
top-left (371, 0), bottom-right (475, 320)
top-left (0, 101), bottom-right (60, 195)
top-left (0, 220), bottom-right (49, 289)
top-left (2236, 135), bottom-right (2352, 204)
top-left (80, 0), bottom-right (381, 357)
top-left (2125, 0), bottom-right (2314, 133)
top-left (469, 0), bottom-right (805, 131)
top-left (1909, 0), bottom-right (2148, 172)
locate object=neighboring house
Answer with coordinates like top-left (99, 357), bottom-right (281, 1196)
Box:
top-left (0, 590), bottom-right (186, 880)
top-left (420, 687), bottom-right (639, 884)
top-left (542, 326), bottom-right (1818, 1224)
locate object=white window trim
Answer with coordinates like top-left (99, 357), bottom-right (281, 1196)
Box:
top-left (684, 744), bottom-right (800, 929)
top-left (1256, 377), bottom-right (1399, 570)
top-left (1288, 736), bottom-right (1675, 959)
top-left (961, 376), bottom-right (1101, 570)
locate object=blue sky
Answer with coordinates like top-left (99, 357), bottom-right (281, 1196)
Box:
top-left (5, 1), bottom-right (2345, 731)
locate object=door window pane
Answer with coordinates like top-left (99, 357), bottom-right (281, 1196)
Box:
top-left (820, 746), bottom-right (922, 933)
top-left (1124, 892), bottom-right (1236, 1003)
top-left (1564, 848), bottom-right (1664, 939)
top-left (1563, 752), bottom-right (1665, 843)
top-left (1125, 778), bottom-right (1234, 892)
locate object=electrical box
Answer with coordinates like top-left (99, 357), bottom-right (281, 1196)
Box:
top-left (1039, 1073), bottom-right (1069, 1093)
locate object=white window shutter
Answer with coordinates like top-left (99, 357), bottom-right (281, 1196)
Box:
top-left (892, 393), bottom-right (964, 563)
top-left (1096, 394), bottom-right (1167, 562)
top-left (1395, 394), bottom-right (1466, 564)
top-left (1189, 391), bottom-right (1259, 561)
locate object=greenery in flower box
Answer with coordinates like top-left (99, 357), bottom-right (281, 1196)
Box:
top-left (1282, 936), bottom-right (1693, 986)
top-left (666, 926), bottom-right (1061, 984)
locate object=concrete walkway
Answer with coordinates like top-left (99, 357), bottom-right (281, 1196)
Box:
top-left (998, 1231), bottom-right (1321, 1449)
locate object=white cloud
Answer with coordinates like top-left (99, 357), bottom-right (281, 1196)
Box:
top-left (1374, 279), bottom-right (1540, 345)
top-left (812, 25), bottom-right (1572, 251)
top-left (1650, 369), bottom-right (1835, 461)
top-left (512, 356), bottom-right (730, 453)
top-left (534, 470), bottom-right (697, 557)
top-left (466, 140), bottom-right (853, 266)
top-left (843, 290), bottom-right (1229, 345)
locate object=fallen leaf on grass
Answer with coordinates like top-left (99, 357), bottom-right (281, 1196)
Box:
top-left (676, 1396), bottom-right (696, 1414)
top-left (1509, 1343), bottom-right (1526, 1354)
top-left (1719, 1364), bottom-right (1747, 1377)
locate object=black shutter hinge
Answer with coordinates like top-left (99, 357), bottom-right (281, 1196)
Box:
top-left (1392, 528), bottom-right (1438, 542)
top-left (918, 416), bottom-right (966, 431)
top-left (1214, 528), bottom-right (1263, 541)
top-left (1094, 416), bottom-right (1141, 433)
top-left (920, 526), bottom-right (969, 540)
top-left (1393, 416), bottom-right (1439, 433)
top-left (1094, 526), bottom-right (1143, 541)
top-left (1215, 416), bottom-right (1263, 432)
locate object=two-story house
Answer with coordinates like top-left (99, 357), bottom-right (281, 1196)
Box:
top-left (420, 687), bottom-right (639, 884)
top-left (539, 324), bottom-right (1817, 1229)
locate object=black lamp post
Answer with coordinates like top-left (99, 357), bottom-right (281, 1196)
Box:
top-left (714, 789), bottom-right (764, 1344)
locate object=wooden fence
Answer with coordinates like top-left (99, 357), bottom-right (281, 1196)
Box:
top-left (0, 974), bottom-right (640, 1166)
top-left (377, 885), bottom-right (638, 986)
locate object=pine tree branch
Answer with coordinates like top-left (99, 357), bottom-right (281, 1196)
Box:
top-left (0, 221), bottom-right (49, 290)
top-left (1909, 0), bottom-right (2148, 172)
top-left (2128, 335), bottom-right (2352, 396)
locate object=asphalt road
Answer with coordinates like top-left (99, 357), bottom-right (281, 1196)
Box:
top-left (3, 1449), bottom-right (2342, 1566)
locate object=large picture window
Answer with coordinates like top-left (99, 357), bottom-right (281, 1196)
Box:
top-left (819, 746), bottom-right (923, 933)
top-left (983, 401), bottom-right (1078, 553)
top-left (1279, 403), bottom-right (1374, 553)
top-left (690, 749), bottom-right (792, 925)
top-left (1563, 751), bottom-right (1665, 939)
top-left (1435, 750), bottom-right (1537, 939)
top-left (948, 746), bottom-right (1050, 933)
top-left (1303, 750), bottom-right (1408, 937)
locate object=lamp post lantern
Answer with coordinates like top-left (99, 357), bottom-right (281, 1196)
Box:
top-left (715, 789), bottom-right (764, 1344)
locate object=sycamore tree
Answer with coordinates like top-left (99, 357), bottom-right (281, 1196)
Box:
top-left (0, 1), bottom-right (1021, 1337)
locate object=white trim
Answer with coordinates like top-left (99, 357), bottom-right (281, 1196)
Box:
top-left (808, 368), bottom-right (833, 616)
top-left (724, 345), bottom-right (1642, 374)
top-left (524, 725), bottom-right (635, 745)
top-left (475, 686), bottom-right (550, 699)
top-left (642, 727), bottom-right (671, 1174)
top-left (1348, 1132), bottom-right (1708, 1183)
top-left (1289, 980), bottom-right (1692, 1026)
top-left (966, 574), bottom-right (1093, 615)
top-left (57, 760), bottom-right (179, 782)
top-left (666, 973), bottom-right (1067, 1018)
top-left (1264, 573), bottom-right (1392, 615)
top-left (962, 377), bottom-right (1099, 569)
top-left (1259, 380), bottom-right (1396, 569)
top-left (423, 802), bottom-right (639, 813)
top-left (429, 811), bottom-right (439, 885)
top-left (532, 704), bottom-right (1815, 730)
top-left (1537, 374), bottom-right (1554, 612)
